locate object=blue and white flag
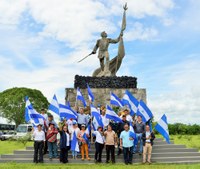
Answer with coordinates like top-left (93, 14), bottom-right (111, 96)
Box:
top-left (155, 114), bottom-right (170, 144)
top-left (106, 105), bottom-right (122, 123)
top-left (122, 90), bottom-right (139, 116)
top-left (137, 100), bottom-right (153, 123)
top-left (85, 125), bottom-right (91, 135)
top-left (25, 97), bottom-right (44, 126)
top-left (76, 87), bottom-right (87, 107)
top-left (129, 122), bottom-right (137, 146)
top-left (87, 84), bottom-right (94, 102)
top-left (59, 104), bottom-right (77, 120)
top-left (91, 104), bottom-right (103, 130)
top-left (110, 92), bottom-right (124, 107)
top-left (48, 95), bottom-right (60, 124)
top-left (66, 102), bottom-right (78, 117)
top-left (71, 131), bottom-right (79, 152)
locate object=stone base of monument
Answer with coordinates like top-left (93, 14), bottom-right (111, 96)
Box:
top-left (66, 75), bottom-right (146, 107)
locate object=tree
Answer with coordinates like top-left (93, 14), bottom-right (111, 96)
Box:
top-left (0, 87), bottom-right (49, 127)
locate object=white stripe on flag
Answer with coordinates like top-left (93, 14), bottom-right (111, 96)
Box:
top-left (158, 118), bottom-right (169, 135)
top-left (138, 104), bottom-right (149, 121)
top-left (51, 98), bottom-right (59, 108)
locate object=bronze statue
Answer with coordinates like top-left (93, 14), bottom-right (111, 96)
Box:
top-left (78, 3), bottom-right (128, 77)
top-left (92, 31), bottom-right (122, 72)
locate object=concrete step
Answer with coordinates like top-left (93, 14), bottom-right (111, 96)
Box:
top-left (25, 143), bottom-right (181, 151)
top-left (2, 152), bottom-right (200, 159)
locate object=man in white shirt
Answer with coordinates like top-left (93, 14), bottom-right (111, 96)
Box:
top-left (101, 106), bottom-right (109, 128)
top-left (93, 126), bottom-right (105, 163)
top-left (77, 107), bottom-right (88, 129)
top-left (124, 109), bottom-right (133, 122)
top-left (32, 124), bottom-right (45, 163)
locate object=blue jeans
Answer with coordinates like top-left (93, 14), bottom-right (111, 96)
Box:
top-left (123, 146), bottom-right (133, 164)
top-left (134, 133), bottom-right (143, 153)
top-left (72, 150), bottom-right (78, 157)
top-left (48, 141), bottom-right (58, 158)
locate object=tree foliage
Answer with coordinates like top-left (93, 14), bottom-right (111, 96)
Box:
top-left (0, 87), bottom-right (49, 127)
top-left (153, 122), bottom-right (200, 135)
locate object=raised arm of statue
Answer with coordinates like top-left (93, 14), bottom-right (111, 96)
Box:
top-left (108, 36), bottom-right (120, 44)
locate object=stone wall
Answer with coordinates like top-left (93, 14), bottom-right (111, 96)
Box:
top-left (65, 88), bottom-right (146, 107)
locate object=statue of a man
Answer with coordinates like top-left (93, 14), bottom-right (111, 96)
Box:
top-left (92, 31), bottom-right (122, 71)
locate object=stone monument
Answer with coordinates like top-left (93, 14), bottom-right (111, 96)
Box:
top-left (66, 3), bottom-right (147, 107)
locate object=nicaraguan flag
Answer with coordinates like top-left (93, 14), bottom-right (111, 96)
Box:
top-left (122, 90), bottom-right (139, 116)
top-left (91, 104), bottom-right (103, 130)
top-left (25, 97), bottom-right (44, 126)
top-left (129, 122), bottom-right (137, 146)
top-left (48, 94), bottom-right (60, 124)
top-left (83, 131), bottom-right (90, 148)
top-left (87, 84), bottom-right (94, 102)
top-left (155, 114), bottom-right (170, 144)
top-left (71, 131), bottom-right (79, 152)
top-left (137, 100), bottom-right (153, 123)
top-left (76, 87), bottom-right (87, 107)
top-left (106, 105), bottom-right (122, 123)
top-left (59, 104), bottom-right (77, 120)
top-left (66, 101), bottom-right (78, 116)
top-left (85, 125), bottom-right (91, 135)
top-left (110, 92), bottom-right (124, 107)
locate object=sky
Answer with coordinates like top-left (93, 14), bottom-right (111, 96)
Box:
top-left (0, 0), bottom-right (200, 124)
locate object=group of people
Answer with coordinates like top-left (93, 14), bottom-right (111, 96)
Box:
top-left (32, 106), bottom-right (155, 165)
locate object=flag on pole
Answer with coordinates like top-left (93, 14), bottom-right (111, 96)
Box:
top-left (48, 94), bottom-right (60, 124)
top-left (129, 121), bottom-right (137, 146)
top-left (59, 104), bottom-right (77, 120)
top-left (76, 87), bottom-right (87, 107)
top-left (137, 100), bottom-right (153, 123)
top-left (122, 90), bottom-right (139, 116)
top-left (106, 105), bottom-right (122, 123)
top-left (91, 104), bottom-right (103, 130)
top-left (85, 125), bottom-right (91, 135)
top-left (71, 131), bottom-right (79, 152)
top-left (66, 101), bottom-right (78, 116)
top-left (25, 97), bottom-right (44, 126)
top-left (155, 114), bottom-right (170, 144)
top-left (110, 92), bottom-right (124, 107)
top-left (87, 84), bottom-right (94, 102)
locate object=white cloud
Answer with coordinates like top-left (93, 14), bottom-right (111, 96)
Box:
top-left (124, 22), bottom-right (158, 41)
top-left (0, 0), bottom-right (27, 25)
top-left (148, 56), bottom-right (200, 124)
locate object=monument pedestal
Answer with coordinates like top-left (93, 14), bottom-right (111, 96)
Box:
top-left (65, 75), bottom-right (146, 107)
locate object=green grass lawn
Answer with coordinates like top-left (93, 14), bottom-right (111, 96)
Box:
top-left (0, 163), bottom-right (200, 169)
top-left (0, 140), bottom-right (33, 154)
top-left (156, 135), bottom-right (200, 151)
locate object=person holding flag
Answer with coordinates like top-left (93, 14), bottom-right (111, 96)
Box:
top-left (142, 125), bottom-right (155, 164)
top-left (59, 124), bottom-right (70, 163)
top-left (101, 106), bottom-right (109, 129)
top-left (70, 121), bottom-right (80, 159)
top-left (133, 115), bottom-right (145, 155)
top-left (93, 126), bottom-right (105, 163)
top-left (32, 123), bottom-right (45, 163)
top-left (117, 115), bottom-right (129, 155)
top-left (78, 124), bottom-right (91, 161)
top-left (120, 123), bottom-right (134, 165)
top-left (77, 107), bottom-right (88, 129)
